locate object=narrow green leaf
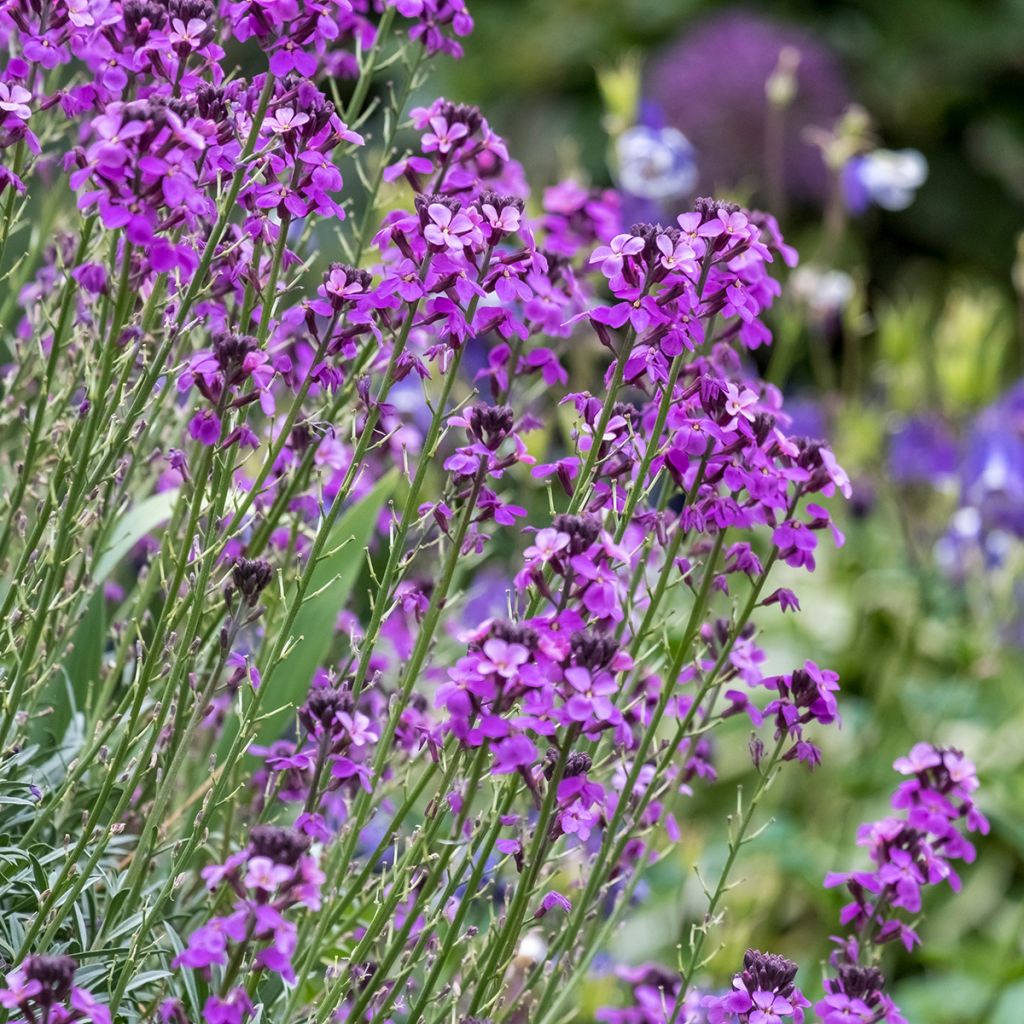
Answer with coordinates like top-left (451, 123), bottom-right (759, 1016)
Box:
top-left (93, 489), bottom-right (180, 585)
top-left (253, 469), bottom-right (397, 745)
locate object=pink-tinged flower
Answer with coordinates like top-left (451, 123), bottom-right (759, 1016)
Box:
top-left (422, 115), bottom-right (469, 154)
top-left (169, 17), bottom-right (208, 49)
top-left (524, 528), bottom-right (570, 564)
top-left (244, 856), bottom-right (294, 893)
top-left (698, 209), bottom-right (750, 241)
top-left (893, 742), bottom-right (943, 776)
top-left (481, 200), bottom-right (521, 235)
top-left (589, 232), bottom-right (645, 277)
top-left (267, 107), bottom-right (310, 135)
top-left (477, 638), bottom-right (530, 679)
top-left (423, 203), bottom-right (475, 249)
top-left (0, 83), bottom-right (32, 121)
top-left (722, 383), bottom-right (759, 430)
top-left (656, 233), bottom-right (697, 274)
top-left (66, 0), bottom-right (96, 26)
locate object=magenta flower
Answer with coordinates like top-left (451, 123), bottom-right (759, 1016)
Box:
top-left (0, 82), bottom-right (32, 121)
top-left (589, 232), bottom-right (644, 278)
top-left (422, 115), bottom-right (469, 154)
top-left (535, 890), bottom-right (572, 917)
top-left (423, 202), bottom-right (475, 250)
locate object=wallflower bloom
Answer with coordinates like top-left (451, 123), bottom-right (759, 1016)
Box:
top-left (0, 955), bottom-right (110, 1024)
top-left (705, 949), bottom-right (810, 1024)
top-left (822, 743), bottom-right (986, 1022)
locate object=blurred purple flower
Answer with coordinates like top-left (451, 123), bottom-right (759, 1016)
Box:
top-left (888, 416), bottom-right (958, 486)
top-left (647, 11), bottom-right (849, 204)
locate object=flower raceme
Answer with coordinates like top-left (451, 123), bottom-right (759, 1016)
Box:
top-left (0, 4), bottom-right (984, 1024)
top-left (0, 956), bottom-right (110, 1024)
top-left (825, 744), bottom-right (988, 955)
top-left (595, 747), bottom-right (985, 1024)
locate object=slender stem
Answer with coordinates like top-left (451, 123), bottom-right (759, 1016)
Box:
top-left (672, 739), bottom-right (787, 1017)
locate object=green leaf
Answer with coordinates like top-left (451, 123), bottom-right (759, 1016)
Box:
top-left (39, 491), bottom-right (180, 745)
top-left (253, 470), bottom-right (397, 745)
top-left (93, 489), bottom-right (180, 585)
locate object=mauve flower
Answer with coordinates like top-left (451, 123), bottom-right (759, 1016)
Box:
top-left (423, 202), bottom-right (475, 250)
top-left (0, 82), bottom-right (32, 121)
top-left (589, 232), bottom-right (644, 278)
top-left (534, 890), bottom-right (571, 917)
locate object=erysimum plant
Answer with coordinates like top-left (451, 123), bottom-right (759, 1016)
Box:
top-left (0, 4), bottom-right (983, 1024)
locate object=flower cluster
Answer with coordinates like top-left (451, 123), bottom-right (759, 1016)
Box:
top-left (0, 3), bottom-right (990, 1024)
top-left (825, 743), bottom-right (988, 954)
top-left (0, 956), bottom-right (110, 1024)
top-left (173, 826), bottom-right (323, 1020)
top-left (438, 197), bottom-right (850, 801)
top-left (705, 949), bottom-right (810, 1024)
top-left (252, 683), bottom-right (380, 837)
top-left (815, 964), bottom-right (906, 1024)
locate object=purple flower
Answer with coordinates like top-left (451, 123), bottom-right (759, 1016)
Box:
top-left (647, 12), bottom-right (849, 203)
top-left (534, 890), bottom-right (572, 918)
top-left (705, 949), bottom-right (809, 1024)
top-left (825, 743), bottom-right (986, 975)
top-left (1, 955), bottom-right (110, 1024)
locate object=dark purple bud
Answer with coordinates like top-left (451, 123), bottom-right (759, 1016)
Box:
top-left (467, 404), bottom-right (515, 450)
top-left (248, 825), bottom-right (310, 866)
top-left (213, 332), bottom-right (260, 388)
top-left (229, 558), bottom-right (273, 607)
top-left (299, 685), bottom-right (353, 735)
top-left (541, 747), bottom-right (592, 780)
top-left (739, 948), bottom-right (800, 998)
top-left (489, 620), bottom-right (539, 650)
top-left (551, 513), bottom-right (602, 554)
top-left (437, 100), bottom-right (483, 134)
top-left (570, 630), bottom-right (619, 670)
top-left (23, 955), bottom-right (78, 1006)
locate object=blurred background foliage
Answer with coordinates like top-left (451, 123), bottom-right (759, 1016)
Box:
top-left (427, 2), bottom-right (1024, 1020)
